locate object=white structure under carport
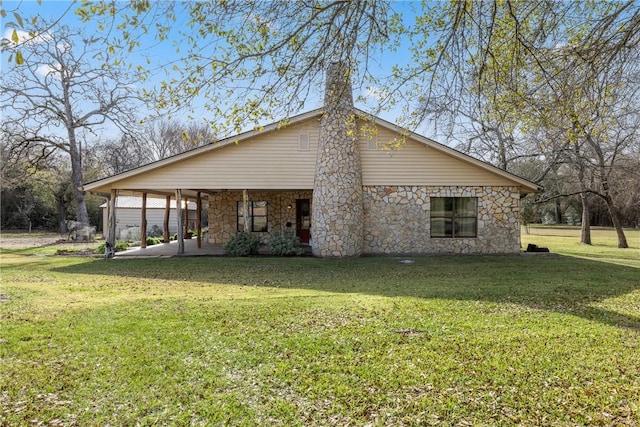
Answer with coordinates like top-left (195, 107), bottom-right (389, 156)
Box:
top-left (100, 196), bottom-right (199, 243)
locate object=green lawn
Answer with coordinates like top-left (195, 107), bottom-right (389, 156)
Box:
top-left (1, 228), bottom-right (639, 425)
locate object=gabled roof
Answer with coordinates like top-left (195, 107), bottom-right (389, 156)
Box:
top-left (84, 108), bottom-right (542, 194)
top-left (84, 108), bottom-right (325, 192)
top-left (357, 111), bottom-right (542, 194)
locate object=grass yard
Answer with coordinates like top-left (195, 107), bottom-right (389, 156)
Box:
top-left (1, 228), bottom-right (639, 425)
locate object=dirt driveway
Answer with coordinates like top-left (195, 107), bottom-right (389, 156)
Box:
top-left (0, 231), bottom-right (85, 249)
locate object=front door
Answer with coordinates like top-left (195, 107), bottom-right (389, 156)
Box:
top-left (296, 199), bottom-right (311, 244)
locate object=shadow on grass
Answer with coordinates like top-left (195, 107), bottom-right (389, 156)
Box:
top-left (49, 254), bottom-right (640, 330)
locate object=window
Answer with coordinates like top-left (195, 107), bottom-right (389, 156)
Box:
top-left (237, 201), bottom-right (268, 232)
top-left (430, 197), bottom-right (477, 238)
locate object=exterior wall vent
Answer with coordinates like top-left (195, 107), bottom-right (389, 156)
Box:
top-left (299, 133), bottom-right (310, 151)
top-left (367, 135), bottom-right (379, 150)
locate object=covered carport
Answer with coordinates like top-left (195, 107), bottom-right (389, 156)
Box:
top-left (95, 188), bottom-right (209, 255)
top-left (87, 186), bottom-right (260, 256)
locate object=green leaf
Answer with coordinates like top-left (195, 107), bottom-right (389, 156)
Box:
top-left (15, 50), bottom-right (24, 65)
top-left (11, 29), bottom-right (19, 43)
top-left (13, 12), bottom-right (23, 28)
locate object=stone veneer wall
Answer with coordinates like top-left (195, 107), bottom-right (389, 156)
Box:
top-left (207, 191), bottom-right (312, 244)
top-left (363, 185), bottom-right (522, 254)
top-left (312, 62), bottom-right (364, 257)
top-left (208, 186), bottom-right (521, 254)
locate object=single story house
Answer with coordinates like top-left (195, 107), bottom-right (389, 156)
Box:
top-left (84, 107), bottom-right (541, 256)
top-left (99, 196), bottom-right (198, 239)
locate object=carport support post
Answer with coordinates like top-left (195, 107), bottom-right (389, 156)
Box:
top-left (242, 189), bottom-right (250, 232)
top-left (175, 189), bottom-right (185, 254)
top-left (107, 189), bottom-right (117, 248)
top-left (183, 197), bottom-right (189, 236)
top-left (141, 193), bottom-right (147, 248)
top-left (163, 195), bottom-right (171, 243)
top-left (196, 192), bottom-right (202, 249)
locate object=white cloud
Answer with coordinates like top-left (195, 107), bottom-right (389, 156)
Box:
top-left (364, 86), bottom-right (389, 102)
top-left (36, 63), bottom-right (58, 77)
top-left (2, 29), bottom-right (59, 77)
top-left (2, 28), bottom-right (52, 45)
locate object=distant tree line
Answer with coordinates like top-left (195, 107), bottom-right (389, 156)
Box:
top-left (1, 118), bottom-right (214, 232)
top-left (1, 1), bottom-right (639, 245)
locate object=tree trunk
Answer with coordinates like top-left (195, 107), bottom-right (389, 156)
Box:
top-left (196, 192), bottom-right (202, 249)
top-left (184, 197), bottom-right (189, 236)
top-left (243, 189), bottom-right (251, 232)
top-left (573, 143), bottom-right (591, 244)
top-left (141, 193), bottom-right (147, 248)
top-left (602, 188), bottom-right (628, 249)
top-left (602, 194), bottom-right (629, 248)
top-left (163, 195), bottom-right (171, 243)
top-left (590, 137), bottom-right (629, 249)
top-left (554, 199), bottom-right (562, 224)
top-left (68, 139), bottom-right (89, 226)
top-left (175, 189), bottom-right (184, 254)
top-left (579, 192), bottom-right (591, 245)
top-left (107, 189), bottom-right (117, 248)
top-left (63, 75), bottom-right (90, 227)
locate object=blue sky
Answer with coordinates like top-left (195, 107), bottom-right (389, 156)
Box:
top-left (2, 1), bottom-right (434, 139)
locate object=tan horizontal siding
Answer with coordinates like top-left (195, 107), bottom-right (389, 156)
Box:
top-left (92, 115), bottom-right (529, 194)
top-left (360, 126), bottom-right (514, 187)
top-left (116, 120), bottom-right (319, 190)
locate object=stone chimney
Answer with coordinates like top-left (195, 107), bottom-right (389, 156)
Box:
top-left (311, 62), bottom-right (364, 257)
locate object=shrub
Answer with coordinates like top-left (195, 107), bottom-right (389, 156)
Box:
top-left (224, 232), bottom-right (261, 256)
top-left (146, 237), bottom-right (162, 246)
top-left (96, 241), bottom-right (129, 254)
top-left (269, 230), bottom-right (304, 256)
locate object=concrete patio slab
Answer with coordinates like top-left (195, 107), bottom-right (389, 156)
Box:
top-left (113, 239), bottom-right (311, 258)
top-left (115, 239), bottom-right (224, 258)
